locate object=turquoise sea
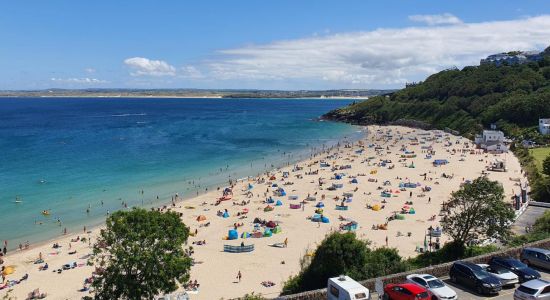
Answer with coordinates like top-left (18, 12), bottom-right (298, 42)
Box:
top-left (0, 97), bottom-right (360, 248)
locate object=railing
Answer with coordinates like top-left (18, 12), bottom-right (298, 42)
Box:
top-left (529, 201), bottom-right (550, 208)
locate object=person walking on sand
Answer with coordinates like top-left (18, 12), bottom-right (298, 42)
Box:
top-left (237, 270), bottom-right (242, 283)
top-left (284, 238), bottom-right (288, 248)
top-left (385, 236), bottom-right (388, 247)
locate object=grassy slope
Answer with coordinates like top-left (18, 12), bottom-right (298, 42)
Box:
top-left (530, 147), bottom-right (550, 173)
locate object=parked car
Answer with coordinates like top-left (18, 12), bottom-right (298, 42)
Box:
top-left (514, 279), bottom-right (550, 300)
top-left (489, 256), bottom-right (541, 283)
top-left (477, 263), bottom-right (519, 286)
top-left (449, 261), bottom-right (502, 295)
top-left (406, 274), bottom-right (457, 300)
top-left (383, 283), bottom-right (431, 300)
top-left (521, 248), bottom-right (550, 270)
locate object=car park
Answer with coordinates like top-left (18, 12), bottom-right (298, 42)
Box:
top-left (489, 256), bottom-right (541, 283)
top-left (406, 274), bottom-right (457, 300)
top-left (477, 263), bottom-right (519, 286)
top-left (521, 248), bottom-right (550, 271)
top-left (514, 279), bottom-right (550, 300)
top-left (449, 261), bottom-right (502, 295)
top-left (383, 283), bottom-right (431, 300)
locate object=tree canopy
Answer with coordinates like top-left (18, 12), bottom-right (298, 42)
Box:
top-left (91, 208), bottom-right (191, 300)
top-left (440, 176), bottom-right (515, 246)
top-left (282, 232), bottom-right (407, 294)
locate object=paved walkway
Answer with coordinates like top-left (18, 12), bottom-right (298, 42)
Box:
top-left (511, 205), bottom-right (548, 235)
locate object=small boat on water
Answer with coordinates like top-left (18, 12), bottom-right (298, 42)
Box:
top-left (41, 210), bottom-right (51, 216)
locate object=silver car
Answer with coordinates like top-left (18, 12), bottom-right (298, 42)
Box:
top-left (514, 279), bottom-right (550, 300)
top-left (521, 248), bottom-right (550, 270)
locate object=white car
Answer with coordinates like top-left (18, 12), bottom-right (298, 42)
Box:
top-left (406, 274), bottom-right (457, 300)
top-left (477, 263), bottom-right (519, 286)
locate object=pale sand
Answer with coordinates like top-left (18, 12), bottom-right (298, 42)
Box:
top-left (0, 126), bottom-right (525, 300)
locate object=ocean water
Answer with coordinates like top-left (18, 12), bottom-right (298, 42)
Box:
top-left (0, 97), bottom-right (360, 248)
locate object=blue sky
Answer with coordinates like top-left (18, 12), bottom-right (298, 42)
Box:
top-left (1, 0), bottom-right (550, 90)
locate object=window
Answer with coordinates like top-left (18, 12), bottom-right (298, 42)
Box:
top-left (542, 286), bottom-right (550, 294)
top-left (401, 288), bottom-right (413, 295)
top-left (517, 285), bottom-right (538, 295)
top-left (416, 292), bottom-right (429, 299)
top-left (330, 285), bottom-right (339, 297)
top-left (355, 292), bottom-right (367, 299)
top-left (412, 277), bottom-right (426, 286)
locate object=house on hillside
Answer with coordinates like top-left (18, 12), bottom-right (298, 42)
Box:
top-left (474, 130), bottom-right (508, 153)
top-left (480, 50), bottom-right (543, 66)
top-left (540, 118), bottom-right (550, 135)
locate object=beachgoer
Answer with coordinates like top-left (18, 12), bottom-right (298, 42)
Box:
top-left (237, 270), bottom-right (242, 283)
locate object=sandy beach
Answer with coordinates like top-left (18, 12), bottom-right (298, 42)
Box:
top-left (0, 125), bottom-right (525, 300)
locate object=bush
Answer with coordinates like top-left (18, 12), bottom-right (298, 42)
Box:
top-left (408, 241), bottom-right (498, 269)
top-left (282, 232), bottom-right (406, 294)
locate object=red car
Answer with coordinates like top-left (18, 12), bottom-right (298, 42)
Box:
top-left (383, 283), bottom-right (432, 300)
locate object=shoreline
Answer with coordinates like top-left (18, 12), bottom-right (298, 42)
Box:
top-left (0, 96), bottom-right (367, 100)
top-left (0, 125), bottom-right (525, 299)
top-left (1, 127), bottom-right (365, 251)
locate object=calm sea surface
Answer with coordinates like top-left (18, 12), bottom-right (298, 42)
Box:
top-left (0, 97), bottom-right (360, 248)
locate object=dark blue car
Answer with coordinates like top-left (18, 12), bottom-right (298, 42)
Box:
top-left (449, 261), bottom-right (502, 295)
top-left (489, 256), bottom-right (541, 283)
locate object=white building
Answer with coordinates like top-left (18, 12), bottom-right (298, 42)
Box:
top-left (474, 130), bottom-right (508, 153)
top-left (540, 118), bottom-right (550, 135)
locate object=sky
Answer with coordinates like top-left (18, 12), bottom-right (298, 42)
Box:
top-left (1, 0), bottom-right (550, 90)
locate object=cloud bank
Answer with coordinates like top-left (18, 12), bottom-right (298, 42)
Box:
top-left (123, 15), bottom-right (550, 88)
top-left (205, 15), bottom-right (550, 87)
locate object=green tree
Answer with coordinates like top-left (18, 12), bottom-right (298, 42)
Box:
top-left (543, 155), bottom-right (550, 176)
top-left (92, 208), bottom-right (191, 300)
top-left (282, 232), bottom-right (407, 294)
top-left (441, 176), bottom-right (515, 246)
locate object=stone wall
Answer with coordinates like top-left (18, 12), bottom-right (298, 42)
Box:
top-left (273, 238), bottom-right (550, 300)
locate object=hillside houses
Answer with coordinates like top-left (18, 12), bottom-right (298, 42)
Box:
top-left (540, 118), bottom-right (550, 135)
top-left (474, 130), bottom-right (508, 153)
top-left (480, 50), bottom-right (543, 66)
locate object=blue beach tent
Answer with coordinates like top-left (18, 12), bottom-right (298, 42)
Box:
top-left (228, 229), bottom-right (238, 240)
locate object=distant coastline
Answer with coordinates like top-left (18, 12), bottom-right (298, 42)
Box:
top-left (0, 88), bottom-right (395, 99)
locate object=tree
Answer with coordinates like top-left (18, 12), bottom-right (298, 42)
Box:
top-left (91, 208), bottom-right (191, 300)
top-left (543, 155), bottom-right (550, 176)
top-left (282, 232), bottom-right (407, 294)
top-left (441, 176), bottom-right (515, 246)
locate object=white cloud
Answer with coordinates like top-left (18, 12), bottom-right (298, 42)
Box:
top-left (124, 57), bottom-right (176, 76)
top-left (409, 13), bottom-right (463, 26)
top-left (201, 15), bottom-right (550, 88)
top-left (84, 68), bottom-right (96, 74)
top-left (50, 77), bottom-right (107, 84)
top-left (179, 66), bottom-right (204, 79)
